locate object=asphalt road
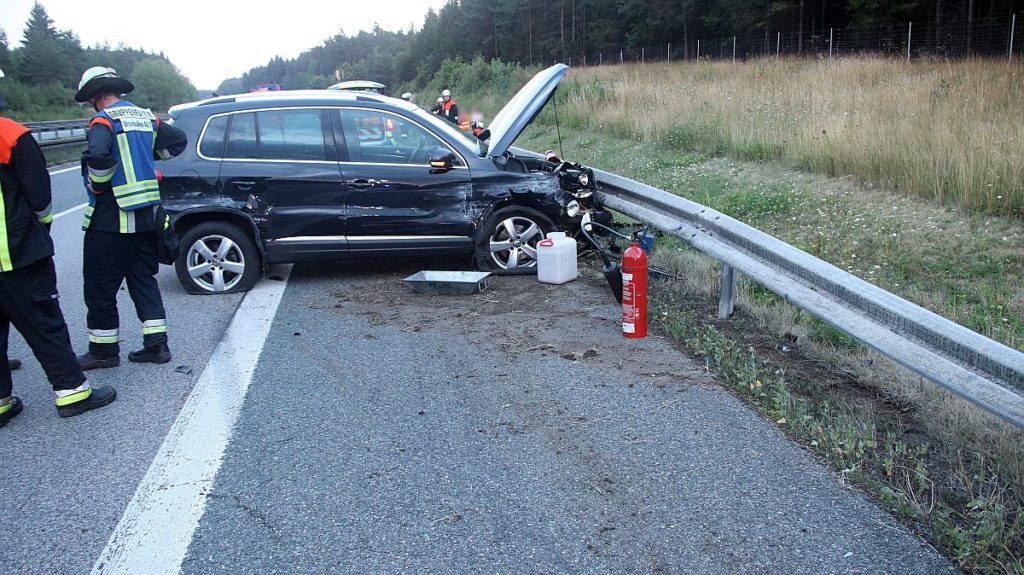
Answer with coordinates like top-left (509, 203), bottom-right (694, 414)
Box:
top-left (0, 167), bottom-right (957, 574)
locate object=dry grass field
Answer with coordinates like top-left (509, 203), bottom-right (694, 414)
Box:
top-left (559, 57), bottom-right (1023, 216)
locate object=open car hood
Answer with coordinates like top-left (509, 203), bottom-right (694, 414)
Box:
top-left (481, 63), bottom-right (568, 159)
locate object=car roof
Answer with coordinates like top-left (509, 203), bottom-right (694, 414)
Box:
top-left (327, 80), bottom-right (385, 90)
top-left (169, 89), bottom-right (420, 117)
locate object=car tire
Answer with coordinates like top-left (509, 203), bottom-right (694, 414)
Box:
top-left (475, 206), bottom-right (555, 275)
top-left (175, 221), bottom-right (261, 295)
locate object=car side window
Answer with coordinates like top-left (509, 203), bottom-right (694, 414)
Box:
top-left (257, 109), bottom-right (326, 161)
top-left (337, 109), bottom-right (459, 166)
top-left (225, 113), bottom-right (258, 159)
top-left (199, 115), bottom-right (228, 158)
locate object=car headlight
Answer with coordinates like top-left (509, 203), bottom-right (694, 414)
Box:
top-left (566, 200), bottom-right (580, 218)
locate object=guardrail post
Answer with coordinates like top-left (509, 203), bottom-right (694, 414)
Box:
top-left (718, 263), bottom-right (736, 319)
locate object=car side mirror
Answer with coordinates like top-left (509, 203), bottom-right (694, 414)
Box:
top-left (429, 150), bottom-right (456, 173)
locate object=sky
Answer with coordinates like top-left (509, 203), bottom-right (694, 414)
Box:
top-left (1, 0), bottom-right (450, 89)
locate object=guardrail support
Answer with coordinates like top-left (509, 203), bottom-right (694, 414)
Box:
top-left (718, 263), bottom-right (736, 319)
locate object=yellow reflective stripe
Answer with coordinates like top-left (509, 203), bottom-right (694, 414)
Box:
top-left (0, 400), bottom-right (13, 415)
top-left (142, 325), bottom-right (168, 335)
top-left (82, 206), bottom-right (94, 230)
top-left (0, 181), bottom-right (11, 272)
top-left (119, 209), bottom-right (129, 233)
top-left (89, 166), bottom-right (115, 183)
top-left (116, 133), bottom-right (136, 185)
top-left (37, 213), bottom-right (53, 224)
top-left (89, 334), bottom-right (119, 343)
top-left (113, 180), bottom-right (159, 195)
top-left (55, 388), bottom-right (92, 407)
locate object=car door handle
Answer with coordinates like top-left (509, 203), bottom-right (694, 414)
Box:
top-left (350, 178), bottom-right (377, 188)
top-left (233, 180), bottom-right (256, 190)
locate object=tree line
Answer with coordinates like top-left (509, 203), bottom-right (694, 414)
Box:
top-left (235, 0), bottom-right (1019, 94)
top-left (0, 2), bottom-right (196, 119)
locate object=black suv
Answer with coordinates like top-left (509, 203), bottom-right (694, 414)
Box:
top-left (161, 64), bottom-right (610, 294)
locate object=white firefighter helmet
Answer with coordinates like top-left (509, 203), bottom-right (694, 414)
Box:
top-left (75, 66), bottom-right (134, 103)
top-left (401, 92), bottom-right (412, 101)
top-left (441, 89), bottom-right (451, 98)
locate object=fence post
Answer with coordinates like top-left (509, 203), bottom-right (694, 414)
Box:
top-left (829, 28), bottom-right (833, 60)
top-left (733, 36), bottom-right (737, 61)
top-left (641, 47), bottom-right (645, 63)
top-left (1011, 14), bottom-right (1017, 63)
top-left (697, 40), bottom-right (700, 59)
top-left (907, 22), bottom-right (913, 62)
top-left (718, 264), bottom-right (736, 319)
top-left (620, 49), bottom-right (623, 64)
top-left (599, 52), bottom-right (603, 66)
top-left (776, 32), bottom-right (781, 57)
top-left (668, 42), bottom-right (671, 62)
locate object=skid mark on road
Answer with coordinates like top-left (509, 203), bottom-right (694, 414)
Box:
top-left (90, 267), bottom-right (292, 575)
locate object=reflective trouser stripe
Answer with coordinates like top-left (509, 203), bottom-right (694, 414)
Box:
top-left (0, 400), bottom-right (13, 415)
top-left (0, 181), bottom-right (11, 271)
top-left (89, 328), bottom-right (119, 344)
top-left (54, 384), bottom-right (93, 406)
top-left (142, 319), bottom-right (167, 335)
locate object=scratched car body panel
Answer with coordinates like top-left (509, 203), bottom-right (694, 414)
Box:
top-left (158, 65), bottom-right (610, 294)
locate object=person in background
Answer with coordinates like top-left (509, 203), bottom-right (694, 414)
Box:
top-left (431, 96), bottom-right (443, 116)
top-left (440, 89), bottom-right (459, 125)
top-left (400, 92), bottom-right (413, 102)
top-left (74, 66), bottom-right (186, 371)
top-left (0, 71), bottom-right (117, 426)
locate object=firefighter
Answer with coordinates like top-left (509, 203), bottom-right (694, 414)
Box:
top-left (431, 96), bottom-right (444, 115)
top-left (440, 89), bottom-right (459, 125)
top-left (74, 66), bottom-right (186, 371)
top-left (0, 87), bottom-right (116, 426)
top-left (400, 92), bottom-right (412, 102)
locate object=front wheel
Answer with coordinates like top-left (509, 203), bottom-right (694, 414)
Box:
top-left (175, 221), bottom-right (261, 295)
top-left (475, 206), bottom-right (555, 275)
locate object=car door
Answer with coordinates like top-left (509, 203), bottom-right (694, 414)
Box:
top-left (333, 107), bottom-right (474, 256)
top-left (216, 107), bottom-right (347, 263)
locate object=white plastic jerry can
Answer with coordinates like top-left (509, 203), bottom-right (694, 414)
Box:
top-left (537, 231), bottom-right (578, 284)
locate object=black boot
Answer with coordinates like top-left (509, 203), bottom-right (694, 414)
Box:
top-left (0, 397), bottom-right (23, 428)
top-left (128, 343), bottom-right (171, 364)
top-left (56, 386), bottom-right (117, 418)
top-left (77, 352), bottom-right (121, 370)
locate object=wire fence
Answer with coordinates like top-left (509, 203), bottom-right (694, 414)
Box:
top-left (565, 14), bottom-right (1020, 66)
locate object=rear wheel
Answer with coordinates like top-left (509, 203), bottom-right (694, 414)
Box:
top-left (475, 206), bottom-right (555, 275)
top-left (175, 222), bottom-right (261, 295)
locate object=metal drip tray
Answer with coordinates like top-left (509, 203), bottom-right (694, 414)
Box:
top-left (403, 271), bottom-right (491, 295)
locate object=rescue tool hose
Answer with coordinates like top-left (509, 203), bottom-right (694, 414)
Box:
top-left (580, 220), bottom-right (624, 304)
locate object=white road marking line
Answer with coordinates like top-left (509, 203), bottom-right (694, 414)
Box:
top-left (49, 165), bottom-right (81, 175)
top-left (53, 203), bottom-right (87, 220)
top-left (91, 266), bottom-right (293, 575)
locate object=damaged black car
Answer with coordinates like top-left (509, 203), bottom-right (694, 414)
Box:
top-left (160, 64), bottom-right (612, 294)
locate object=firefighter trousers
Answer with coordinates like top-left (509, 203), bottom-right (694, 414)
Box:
top-left (0, 257), bottom-right (87, 398)
top-left (83, 230), bottom-right (167, 357)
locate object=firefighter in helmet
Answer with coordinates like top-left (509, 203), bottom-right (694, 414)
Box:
top-left (74, 66), bottom-right (186, 371)
top-left (440, 89), bottom-right (459, 125)
top-left (0, 71), bottom-right (117, 425)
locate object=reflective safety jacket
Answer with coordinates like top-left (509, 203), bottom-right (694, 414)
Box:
top-left (87, 100), bottom-right (161, 211)
top-left (0, 118), bottom-right (55, 272)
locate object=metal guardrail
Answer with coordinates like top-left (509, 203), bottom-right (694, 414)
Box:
top-left (26, 120), bottom-right (89, 150)
top-left (589, 166), bottom-right (1024, 429)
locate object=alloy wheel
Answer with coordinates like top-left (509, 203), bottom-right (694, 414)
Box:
top-left (488, 215), bottom-right (544, 270)
top-left (186, 235), bottom-right (247, 292)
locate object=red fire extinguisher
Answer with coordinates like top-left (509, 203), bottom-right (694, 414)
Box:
top-left (622, 241), bottom-right (647, 338)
